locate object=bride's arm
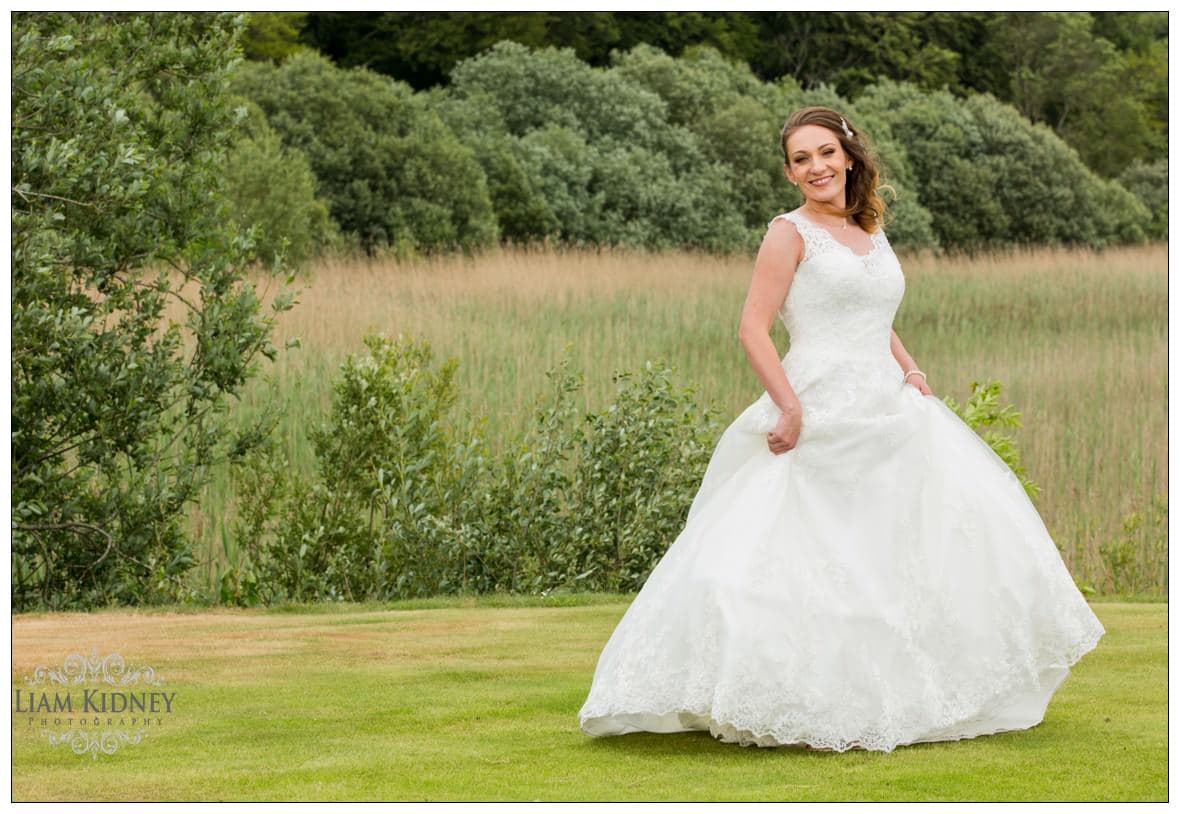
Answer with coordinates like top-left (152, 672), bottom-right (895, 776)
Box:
top-left (891, 328), bottom-right (936, 395)
top-left (890, 328), bottom-right (919, 374)
top-left (738, 220), bottom-right (804, 416)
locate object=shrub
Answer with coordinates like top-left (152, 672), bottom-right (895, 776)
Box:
top-left (224, 100), bottom-right (340, 269)
top-left (232, 51), bottom-right (498, 255)
top-left (941, 379), bottom-right (1038, 499)
top-left (1099, 494), bottom-right (1166, 595)
top-left (1118, 158), bottom-right (1167, 240)
top-left (858, 79), bottom-right (1150, 252)
top-left (562, 363), bottom-right (721, 592)
top-left (440, 41), bottom-right (748, 252)
top-left (221, 336), bottom-right (720, 603)
top-left (611, 44), bottom-right (939, 250)
top-left (11, 12), bottom-right (296, 610)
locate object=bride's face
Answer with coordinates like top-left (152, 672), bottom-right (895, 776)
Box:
top-left (784, 124), bottom-right (853, 205)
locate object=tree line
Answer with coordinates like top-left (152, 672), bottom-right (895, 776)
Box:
top-left (224, 38), bottom-right (1160, 263)
top-left (246, 11), bottom-right (1167, 180)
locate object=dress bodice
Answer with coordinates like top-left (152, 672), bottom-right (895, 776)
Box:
top-left (769, 209), bottom-right (904, 360)
top-left (761, 209), bottom-right (908, 426)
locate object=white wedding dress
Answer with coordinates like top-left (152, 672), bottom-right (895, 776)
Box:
top-left (577, 209), bottom-right (1106, 752)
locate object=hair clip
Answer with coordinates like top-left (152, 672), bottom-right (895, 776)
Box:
top-left (839, 117), bottom-right (853, 139)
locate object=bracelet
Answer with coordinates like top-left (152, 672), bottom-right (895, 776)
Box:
top-left (903, 369), bottom-right (926, 383)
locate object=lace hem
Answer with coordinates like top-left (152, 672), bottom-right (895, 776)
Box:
top-left (580, 614), bottom-right (1103, 752)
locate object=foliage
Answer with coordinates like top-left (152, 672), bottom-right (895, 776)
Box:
top-left (231, 51), bottom-right (498, 255)
top-left (218, 336), bottom-right (719, 604)
top-left (241, 12), bottom-right (308, 63)
top-left (749, 11), bottom-right (966, 98)
top-left (11, 12), bottom-right (297, 610)
top-left (231, 32), bottom-right (1152, 256)
top-left (985, 12), bottom-right (1165, 174)
top-left (563, 362), bottom-right (721, 592)
top-left (218, 335), bottom-right (481, 603)
top-left (299, 11), bottom-right (1166, 179)
top-left (439, 41), bottom-right (749, 252)
top-left (217, 335), bottom-right (1049, 606)
top-left (1117, 158), bottom-right (1167, 241)
top-left (224, 100), bottom-right (340, 268)
top-left (302, 11), bottom-right (749, 88)
top-left (941, 380), bottom-right (1038, 499)
top-left (465, 357), bottom-right (584, 594)
top-left (607, 43), bottom-right (787, 239)
top-left (1098, 494), bottom-right (1167, 595)
top-left (856, 79), bottom-right (1150, 252)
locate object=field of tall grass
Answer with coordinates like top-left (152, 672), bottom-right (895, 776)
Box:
top-left (186, 240), bottom-right (1167, 599)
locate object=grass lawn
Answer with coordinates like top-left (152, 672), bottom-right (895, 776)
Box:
top-left (10, 594), bottom-right (1165, 802)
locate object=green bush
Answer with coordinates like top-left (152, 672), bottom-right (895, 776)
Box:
top-left (563, 363), bottom-right (721, 592)
top-left (232, 51), bottom-right (498, 255)
top-left (439, 41), bottom-right (748, 252)
top-left (857, 79), bottom-right (1150, 252)
top-left (224, 100), bottom-right (340, 268)
top-left (608, 44), bottom-right (790, 240)
top-left (941, 380), bottom-right (1039, 501)
top-left (1098, 494), bottom-right (1167, 595)
top-left (231, 40), bottom-right (1149, 258)
top-left (221, 336), bottom-right (720, 603)
top-left (1118, 158), bottom-right (1167, 240)
top-left (610, 44), bottom-right (939, 250)
top-left (11, 12), bottom-right (296, 610)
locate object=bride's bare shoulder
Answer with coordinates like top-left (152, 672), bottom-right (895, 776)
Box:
top-left (761, 213), bottom-right (804, 268)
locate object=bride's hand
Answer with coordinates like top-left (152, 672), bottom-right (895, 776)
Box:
top-left (767, 404), bottom-right (802, 455)
top-left (907, 377), bottom-right (935, 397)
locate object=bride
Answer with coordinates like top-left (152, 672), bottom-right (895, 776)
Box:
top-left (577, 105), bottom-right (1105, 753)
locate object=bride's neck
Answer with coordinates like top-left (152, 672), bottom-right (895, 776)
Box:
top-left (803, 199), bottom-right (846, 218)
top-left (802, 201), bottom-right (850, 227)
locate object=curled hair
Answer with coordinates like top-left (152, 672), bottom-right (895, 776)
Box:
top-left (780, 106), bottom-right (893, 233)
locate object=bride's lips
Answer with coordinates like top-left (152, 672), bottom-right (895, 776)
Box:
top-left (809, 175), bottom-right (834, 187)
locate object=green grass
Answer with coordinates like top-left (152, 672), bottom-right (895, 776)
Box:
top-left (11, 596), bottom-right (1165, 801)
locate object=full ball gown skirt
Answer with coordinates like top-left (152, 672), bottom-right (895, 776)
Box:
top-left (576, 209), bottom-right (1105, 753)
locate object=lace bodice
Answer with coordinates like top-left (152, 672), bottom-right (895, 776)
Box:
top-left (769, 209), bottom-right (902, 359)
top-left (755, 210), bottom-right (908, 428)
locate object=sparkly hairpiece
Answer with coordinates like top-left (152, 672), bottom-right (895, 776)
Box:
top-left (839, 116), bottom-right (854, 139)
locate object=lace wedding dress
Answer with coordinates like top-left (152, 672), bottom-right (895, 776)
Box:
top-left (577, 209), bottom-right (1106, 752)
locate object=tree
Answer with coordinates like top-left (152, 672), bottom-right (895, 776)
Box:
top-left (11, 12), bottom-right (296, 609)
top-left (747, 11), bottom-right (963, 98)
top-left (300, 11), bottom-right (748, 89)
top-left (241, 11), bottom-right (308, 63)
top-left (224, 100), bottom-right (340, 267)
top-left (296, 11), bottom-right (1166, 181)
top-left (232, 51), bottom-right (498, 254)
top-left (987, 12), bottom-right (1162, 173)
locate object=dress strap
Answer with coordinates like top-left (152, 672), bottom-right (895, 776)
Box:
top-left (768, 211), bottom-right (827, 264)
top-left (767, 210), bottom-right (885, 264)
